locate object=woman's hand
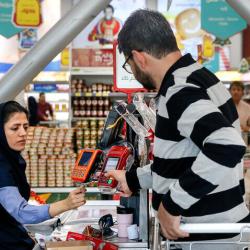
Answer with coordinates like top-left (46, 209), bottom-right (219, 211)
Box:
top-left (49, 186), bottom-right (86, 217)
top-left (64, 186), bottom-right (86, 210)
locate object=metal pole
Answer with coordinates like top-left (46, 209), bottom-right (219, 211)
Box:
top-left (0, 0), bottom-right (111, 102)
top-left (226, 0), bottom-right (250, 25)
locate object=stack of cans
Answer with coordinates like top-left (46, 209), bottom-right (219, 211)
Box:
top-left (22, 127), bottom-right (76, 187)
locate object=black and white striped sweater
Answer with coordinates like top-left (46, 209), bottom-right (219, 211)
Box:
top-left (126, 53), bottom-right (249, 226)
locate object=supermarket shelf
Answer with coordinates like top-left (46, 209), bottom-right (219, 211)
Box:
top-left (31, 81), bottom-right (69, 85)
top-left (71, 91), bottom-right (157, 99)
top-left (72, 92), bottom-right (110, 97)
top-left (53, 111), bottom-right (69, 113)
top-left (39, 120), bottom-right (69, 125)
top-left (71, 67), bottom-right (113, 76)
top-left (72, 117), bottom-right (106, 121)
top-left (25, 92), bottom-right (69, 95)
top-left (32, 187), bottom-right (101, 193)
top-left (109, 92), bottom-right (157, 98)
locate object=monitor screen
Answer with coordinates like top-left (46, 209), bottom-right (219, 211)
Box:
top-left (79, 152), bottom-right (93, 166)
top-left (104, 157), bottom-right (119, 172)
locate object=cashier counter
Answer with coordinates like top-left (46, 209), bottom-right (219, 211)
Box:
top-left (28, 200), bottom-right (149, 250)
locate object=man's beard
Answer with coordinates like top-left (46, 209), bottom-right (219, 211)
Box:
top-left (134, 63), bottom-right (156, 91)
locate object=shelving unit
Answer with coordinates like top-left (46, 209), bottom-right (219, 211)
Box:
top-left (71, 67), bottom-right (113, 76)
top-left (71, 92), bottom-right (110, 97)
top-left (32, 187), bottom-right (100, 193)
top-left (72, 117), bottom-right (106, 121)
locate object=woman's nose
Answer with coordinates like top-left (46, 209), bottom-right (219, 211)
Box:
top-left (19, 127), bottom-right (27, 136)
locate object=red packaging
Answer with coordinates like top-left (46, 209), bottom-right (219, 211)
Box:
top-left (66, 232), bottom-right (118, 250)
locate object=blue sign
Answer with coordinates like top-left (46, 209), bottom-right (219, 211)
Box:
top-left (201, 0), bottom-right (247, 40)
top-left (34, 84), bottom-right (58, 93)
top-left (0, 0), bottom-right (23, 38)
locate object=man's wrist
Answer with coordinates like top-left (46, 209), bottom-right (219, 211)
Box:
top-left (125, 169), bottom-right (141, 193)
top-left (162, 191), bottom-right (184, 216)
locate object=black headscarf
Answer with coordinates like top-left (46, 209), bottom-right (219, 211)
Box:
top-left (0, 101), bottom-right (30, 200)
top-left (28, 96), bottom-right (38, 126)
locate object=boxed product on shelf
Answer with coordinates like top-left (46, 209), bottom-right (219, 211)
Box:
top-left (23, 127), bottom-right (76, 187)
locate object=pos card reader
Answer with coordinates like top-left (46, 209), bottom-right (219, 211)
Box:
top-left (98, 145), bottom-right (133, 193)
top-left (72, 149), bottom-right (102, 184)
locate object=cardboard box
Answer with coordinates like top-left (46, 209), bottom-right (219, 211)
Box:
top-left (45, 240), bottom-right (93, 250)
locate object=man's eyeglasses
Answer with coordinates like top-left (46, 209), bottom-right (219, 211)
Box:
top-left (122, 54), bottom-right (133, 74)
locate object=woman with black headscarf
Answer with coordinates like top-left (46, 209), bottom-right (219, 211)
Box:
top-left (0, 101), bottom-right (86, 250)
top-left (27, 96), bottom-right (39, 126)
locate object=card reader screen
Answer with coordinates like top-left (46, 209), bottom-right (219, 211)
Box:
top-left (79, 152), bottom-right (93, 166)
top-left (105, 157), bottom-right (119, 172)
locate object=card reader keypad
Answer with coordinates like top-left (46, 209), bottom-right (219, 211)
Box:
top-left (73, 168), bottom-right (86, 178)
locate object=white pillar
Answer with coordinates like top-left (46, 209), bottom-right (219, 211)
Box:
top-left (226, 0), bottom-right (250, 25)
top-left (230, 33), bottom-right (243, 69)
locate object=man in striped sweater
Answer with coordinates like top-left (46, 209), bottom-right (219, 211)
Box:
top-left (108, 9), bottom-right (250, 247)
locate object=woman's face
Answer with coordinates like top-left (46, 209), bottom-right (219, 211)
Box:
top-left (4, 112), bottom-right (29, 151)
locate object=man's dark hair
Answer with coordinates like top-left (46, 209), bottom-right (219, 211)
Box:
top-left (105, 4), bottom-right (114, 13)
top-left (118, 9), bottom-right (178, 58)
top-left (39, 92), bottom-right (45, 98)
top-left (3, 101), bottom-right (28, 124)
top-left (229, 81), bottom-right (244, 91)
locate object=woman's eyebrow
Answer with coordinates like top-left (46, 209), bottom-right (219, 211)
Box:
top-left (10, 122), bottom-right (29, 126)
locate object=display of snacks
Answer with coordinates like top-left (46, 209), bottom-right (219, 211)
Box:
top-left (22, 127), bottom-right (76, 187)
top-left (74, 119), bottom-right (105, 153)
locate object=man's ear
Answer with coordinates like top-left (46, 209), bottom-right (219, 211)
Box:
top-left (131, 50), bottom-right (146, 70)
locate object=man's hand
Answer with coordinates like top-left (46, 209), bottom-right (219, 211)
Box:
top-left (106, 170), bottom-right (132, 197)
top-left (158, 203), bottom-right (189, 240)
top-left (241, 124), bottom-right (250, 132)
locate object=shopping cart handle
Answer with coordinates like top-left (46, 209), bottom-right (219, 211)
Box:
top-left (180, 223), bottom-right (250, 234)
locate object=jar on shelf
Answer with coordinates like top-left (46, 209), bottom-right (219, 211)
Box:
top-left (91, 109), bottom-right (97, 117)
top-left (86, 98), bottom-right (92, 108)
top-left (79, 97), bottom-right (86, 107)
top-left (79, 109), bottom-right (86, 117)
top-left (90, 139), bottom-right (96, 148)
top-left (86, 108), bottom-right (91, 117)
top-left (92, 98), bottom-right (98, 107)
top-left (90, 120), bottom-right (97, 128)
top-left (98, 108), bottom-right (104, 117)
top-left (84, 130), bottom-right (90, 140)
top-left (73, 97), bottom-right (79, 106)
top-left (82, 120), bottom-right (89, 128)
top-left (90, 130), bottom-right (97, 140)
top-left (104, 98), bottom-right (110, 107)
